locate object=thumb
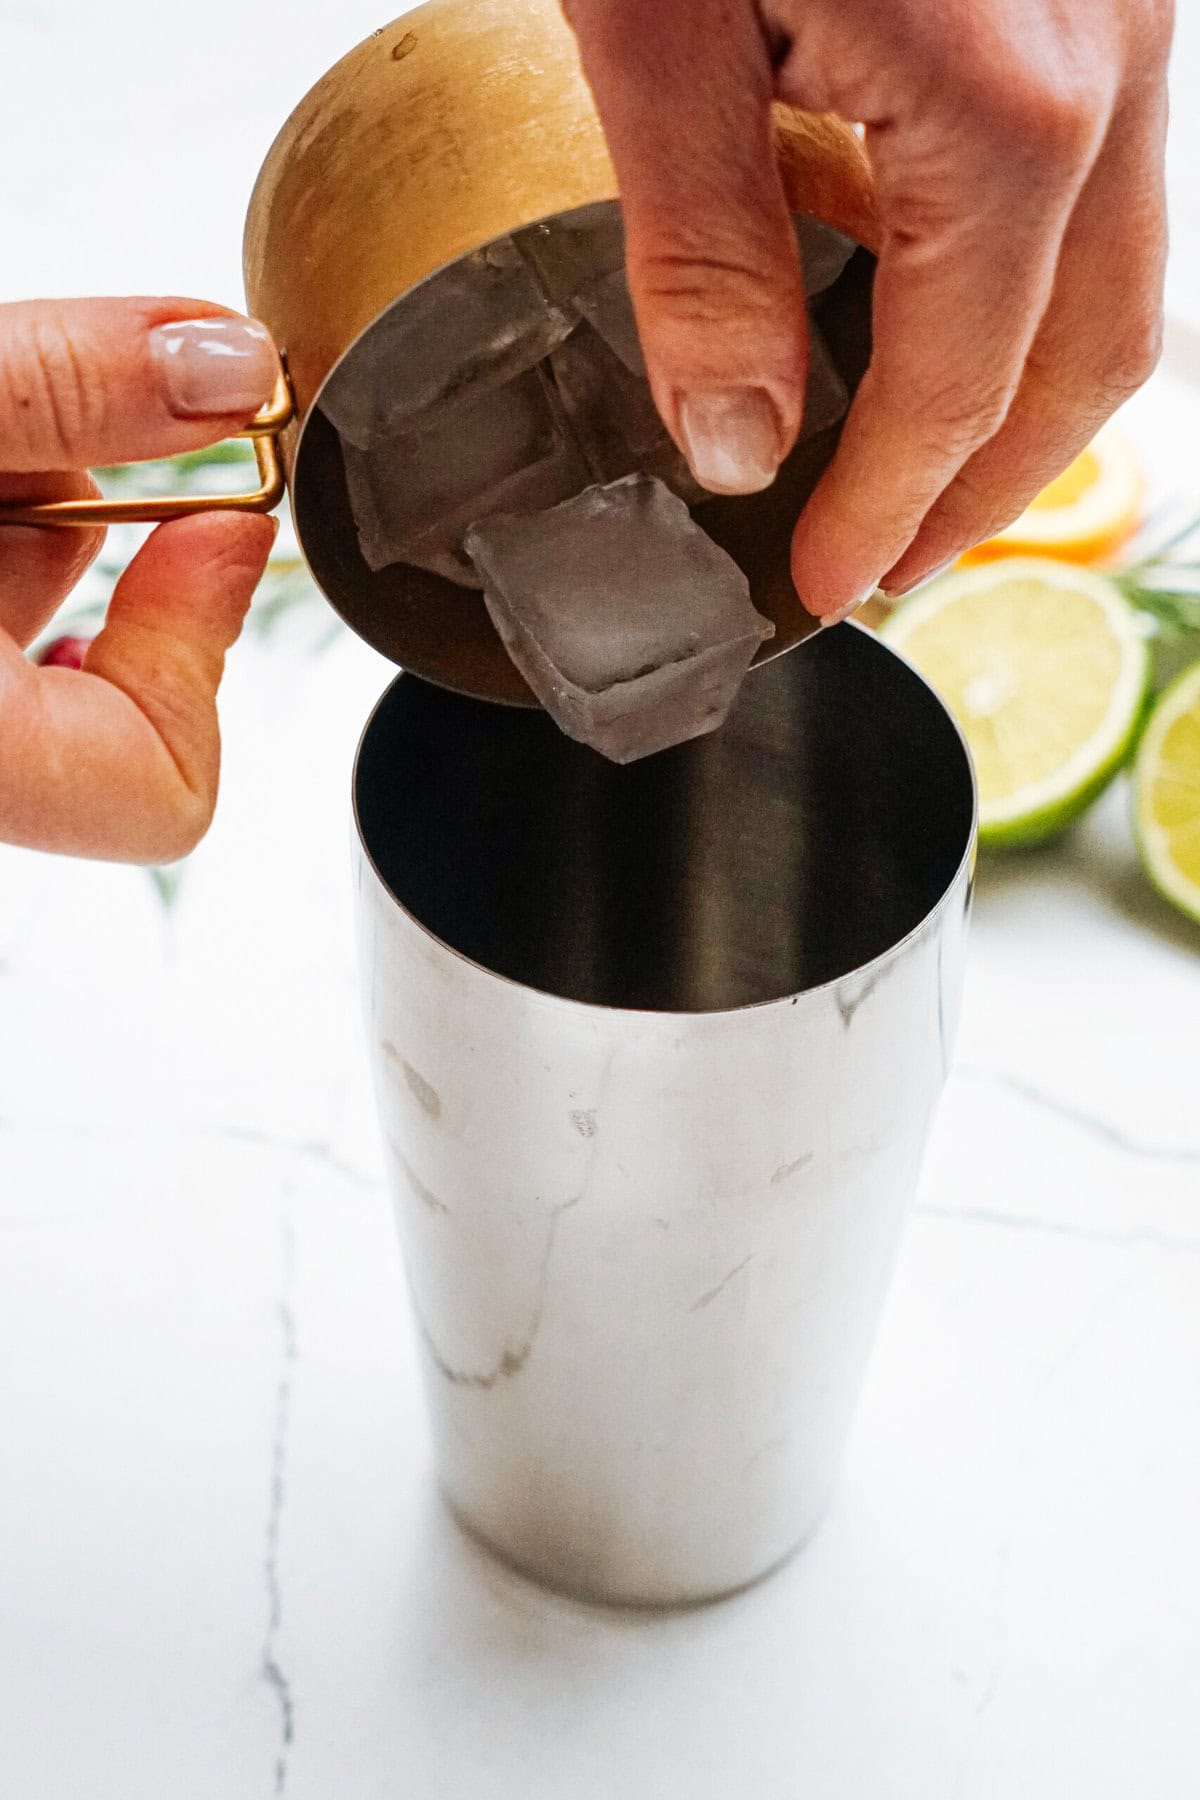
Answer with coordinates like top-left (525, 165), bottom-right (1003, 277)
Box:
top-left (564, 0), bottom-right (807, 494)
top-left (0, 513), bottom-right (275, 863)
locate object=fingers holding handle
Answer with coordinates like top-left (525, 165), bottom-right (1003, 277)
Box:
top-left (0, 297), bottom-right (281, 859)
top-left (0, 297), bottom-right (280, 650)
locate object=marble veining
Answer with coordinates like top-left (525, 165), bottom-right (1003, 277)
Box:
top-left (260, 1203), bottom-right (298, 1796)
top-left (957, 1064), bottom-right (1200, 1163)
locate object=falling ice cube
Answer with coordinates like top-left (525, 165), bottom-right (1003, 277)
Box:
top-left (319, 239), bottom-right (575, 449)
top-left (339, 366), bottom-right (590, 581)
top-left (464, 475), bottom-right (774, 763)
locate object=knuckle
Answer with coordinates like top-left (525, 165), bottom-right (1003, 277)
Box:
top-left (32, 316), bottom-right (103, 465)
top-left (1, 312), bottom-right (102, 466)
top-left (979, 71), bottom-right (1107, 171)
top-left (887, 372), bottom-right (1013, 457)
top-left (633, 243), bottom-right (799, 334)
top-left (1029, 92), bottom-right (1099, 166)
top-left (1102, 307), bottom-right (1163, 399)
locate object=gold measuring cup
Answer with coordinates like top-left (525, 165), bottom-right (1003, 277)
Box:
top-left (2, 0), bottom-right (880, 705)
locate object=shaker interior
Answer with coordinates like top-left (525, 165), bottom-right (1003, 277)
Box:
top-left (294, 201), bottom-right (875, 704)
top-left (355, 627), bottom-right (975, 1013)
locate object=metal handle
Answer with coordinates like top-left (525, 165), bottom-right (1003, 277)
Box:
top-left (0, 365), bottom-right (295, 528)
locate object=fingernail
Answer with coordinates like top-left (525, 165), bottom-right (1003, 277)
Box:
top-left (881, 557), bottom-right (956, 600)
top-left (151, 317), bottom-right (276, 419)
top-left (678, 388), bottom-right (783, 494)
top-left (817, 588), bottom-right (876, 629)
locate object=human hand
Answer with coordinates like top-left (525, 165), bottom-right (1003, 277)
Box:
top-left (563, 0), bottom-right (1172, 618)
top-left (0, 298), bottom-right (278, 861)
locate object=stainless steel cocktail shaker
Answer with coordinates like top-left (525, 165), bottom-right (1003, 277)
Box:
top-left (355, 627), bottom-right (975, 1605)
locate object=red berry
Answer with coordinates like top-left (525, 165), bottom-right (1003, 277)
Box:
top-left (36, 634), bottom-right (93, 670)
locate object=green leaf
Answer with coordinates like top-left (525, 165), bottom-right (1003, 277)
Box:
top-left (169, 441), bottom-right (257, 472)
top-left (96, 441), bottom-right (256, 481)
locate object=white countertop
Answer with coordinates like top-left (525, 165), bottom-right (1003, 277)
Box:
top-left (2, 5), bottom-right (1199, 1796)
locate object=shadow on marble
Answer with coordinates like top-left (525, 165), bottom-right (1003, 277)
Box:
top-left (301, 1476), bottom-right (951, 1800)
top-left (1095, 860), bottom-right (1200, 957)
top-left (970, 782), bottom-right (1200, 959)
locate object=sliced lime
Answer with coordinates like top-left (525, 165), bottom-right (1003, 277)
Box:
top-left (881, 558), bottom-right (1150, 848)
top-left (1133, 660), bottom-right (1200, 925)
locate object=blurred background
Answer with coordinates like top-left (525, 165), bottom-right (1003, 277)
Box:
top-left (1, 5), bottom-right (1198, 1798)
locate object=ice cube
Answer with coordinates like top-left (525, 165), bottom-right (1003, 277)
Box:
top-left (574, 266), bottom-right (646, 375)
top-left (800, 318), bottom-right (850, 437)
top-left (548, 324), bottom-right (708, 504)
top-left (515, 203), bottom-right (646, 375)
top-left (514, 203), bottom-right (627, 304)
top-left (319, 239), bottom-right (575, 449)
top-left (340, 366), bottom-right (590, 580)
top-left (793, 215), bottom-right (858, 298)
top-left (464, 475), bottom-right (774, 763)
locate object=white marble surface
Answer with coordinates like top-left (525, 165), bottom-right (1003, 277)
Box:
top-left (2, 3), bottom-right (1200, 1795)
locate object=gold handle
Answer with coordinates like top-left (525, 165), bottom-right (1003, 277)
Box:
top-left (0, 365), bottom-right (294, 528)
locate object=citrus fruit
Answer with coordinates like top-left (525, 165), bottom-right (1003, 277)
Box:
top-left (960, 424), bottom-right (1143, 566)
top-left (881, 559), bottom-right (1151, 848)
top-left (1133, 661), bottom-right (1200, 925)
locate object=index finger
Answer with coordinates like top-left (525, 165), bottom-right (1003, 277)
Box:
top-left (0, 297), bottom-right (278, 473)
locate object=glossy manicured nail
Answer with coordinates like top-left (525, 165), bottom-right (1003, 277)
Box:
top-left (678, 387), bottom-right (783, 494)
top-left (151, 317), bottom-right (276, 419)
top-left (817, 588), bottom-right (876, 629)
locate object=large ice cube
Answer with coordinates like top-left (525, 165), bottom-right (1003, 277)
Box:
top-left (319, 239), bottom-right (575, 449)
top-left (793, 215), bottom-right (858, 298)
top-left (464, 475), bottom-right (774, 763)
top-left (340, 366), bottom-right (590, 581)
top-left (548, 324), bottom-right (708, 504)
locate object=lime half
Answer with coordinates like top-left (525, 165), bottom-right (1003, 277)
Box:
top-left (1133, 661), bottom-right (1200, 925)
top-left (881, 559), bottom-right (1150, 848)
